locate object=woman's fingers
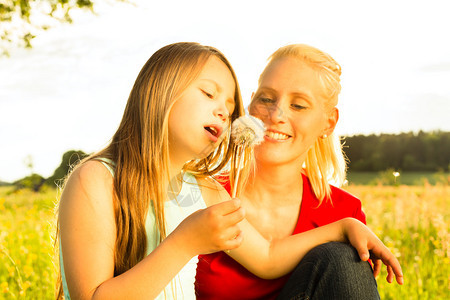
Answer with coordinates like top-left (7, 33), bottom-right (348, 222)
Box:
top-left (372, 258), bottom-right (382, 278)
top-left (351, 238), bottom-right (370, 261)
top-left (386, 265), bottom-right (394, 283)
top-left (376, 247), bottom-right (404, 285)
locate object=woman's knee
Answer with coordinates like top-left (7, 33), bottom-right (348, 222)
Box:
top-left (303, 242), bottom-right (375, 282)
top-left (278, 242), bottom-right (379, 300)
top-left (311, 242), bottom-right (359, 262)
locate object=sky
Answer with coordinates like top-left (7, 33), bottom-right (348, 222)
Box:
top-left (0, 0), bottom-right (449, 182)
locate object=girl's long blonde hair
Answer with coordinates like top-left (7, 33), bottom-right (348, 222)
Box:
top-left (56, 42), bottom-right (246, 299)
top-left (258, 44), bottom-right (347, 203)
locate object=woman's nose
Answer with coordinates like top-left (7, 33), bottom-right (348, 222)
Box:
top-left (268, 104), bottom-right (286, 123)
top-left (250, 100), bottom-right (286, 124)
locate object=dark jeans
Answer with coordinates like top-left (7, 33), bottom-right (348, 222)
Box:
top-left (277, 242), bottom-right (380, 300)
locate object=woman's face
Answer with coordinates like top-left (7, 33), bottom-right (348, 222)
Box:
top-left (168, 56), bottom-right (236, 166)
top-left (249, 57), bottom-right (338, 167)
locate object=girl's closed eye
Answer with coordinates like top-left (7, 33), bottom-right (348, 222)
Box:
top-left (201, 89), bottom-right (214, 99)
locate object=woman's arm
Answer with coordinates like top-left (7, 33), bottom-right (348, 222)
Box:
top-left (59, 161), bottom-right (244, 299)
top-left (232, 217), bottom-right (403, 284)
top-left (200, 178), bottom-right (403, 284)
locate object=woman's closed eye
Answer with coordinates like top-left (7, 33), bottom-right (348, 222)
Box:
top-left (259, 97), bottom-right (275, 104)
top-left (291, 104), bottom-right (307, 110)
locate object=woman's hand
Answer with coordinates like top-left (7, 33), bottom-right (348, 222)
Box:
top-left (174, 198), bottom-right (245, 256)
top-left (341, 218), bottom-right (404, 285)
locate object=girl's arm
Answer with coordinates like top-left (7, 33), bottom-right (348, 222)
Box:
top-left (200, 178), bottom-right (403, 285)
top-left (59, 161), bottom-right (244, 300)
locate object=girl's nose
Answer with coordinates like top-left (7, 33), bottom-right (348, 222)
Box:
top-left (214, 106), bottom-right (230, 123)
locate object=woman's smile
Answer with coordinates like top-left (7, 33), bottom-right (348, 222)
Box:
top-left (264, 129), bottom-right (291, 142)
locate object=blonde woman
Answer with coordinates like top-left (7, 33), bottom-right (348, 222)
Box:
top-left (57, 42), bottom-right (402, 300)
top-left (196, 44), bottom-right (402, 299)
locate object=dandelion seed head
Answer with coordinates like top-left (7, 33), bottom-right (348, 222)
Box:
top-left (231, 115), bottom-right (265, 146)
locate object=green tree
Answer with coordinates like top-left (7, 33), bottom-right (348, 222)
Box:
top-left (11, 154), bottom-right (46, 191)
top-left (13, 173), bottom-right (46, 191)
top-left (344, 131), bottom-right (450, 172)
top-left (46, 149), bottom-right (88, 187)
top-left (1, 0), bottom-right (100, 56)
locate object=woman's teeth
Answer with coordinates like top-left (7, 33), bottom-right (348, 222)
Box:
top-left (266, 131), bottom-right (289, 140)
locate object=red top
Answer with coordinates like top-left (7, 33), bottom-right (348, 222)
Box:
top-left (195, 174), bottom-right (366, 300)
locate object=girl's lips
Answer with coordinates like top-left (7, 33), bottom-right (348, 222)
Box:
top-left (204, 124), bottom-right (223, 142)
top-left (205, 128), bottom-right (218, 142)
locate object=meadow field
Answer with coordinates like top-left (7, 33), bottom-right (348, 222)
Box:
top-left (0, 180), bottom-right (449, 299)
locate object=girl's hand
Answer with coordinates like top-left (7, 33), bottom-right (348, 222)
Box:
top-left (174, 198), bottom-right (245, 256)
top-left (342, 218), bottom-right (404, 285)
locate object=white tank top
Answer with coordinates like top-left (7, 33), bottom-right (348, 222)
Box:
top-left (60, 158), bottom-right (207, 299)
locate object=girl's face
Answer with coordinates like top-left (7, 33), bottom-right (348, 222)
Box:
top-left (168, 56), bottom-right (236, 166)
top-left (249, 57), bottom-right (338, 167)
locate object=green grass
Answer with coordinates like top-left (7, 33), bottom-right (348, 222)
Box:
top-left (347, 171), bottom-right (450, 185)
top-left (0, 187), bottom-right (57, 299)
top-left (0, 183), bottom-right (449, 299)
top-left (347, 184), bottom-right (450, 299)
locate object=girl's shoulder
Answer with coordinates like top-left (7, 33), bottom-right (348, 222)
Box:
top-left (71, 160), bottom-right (114, 188)
top-left (60, 160), bottom-right (115, 212)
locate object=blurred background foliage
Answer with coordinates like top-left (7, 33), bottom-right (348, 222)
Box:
top-left (3, 130), bottom-right (449, 191)
top-left (0, 0), bottom-right (121, 56)
top-left (344, 131), bottom-right (449, 173)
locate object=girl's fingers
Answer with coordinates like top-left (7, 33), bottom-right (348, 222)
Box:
top-left (222, 225), bottom-right (242, 241)
top-left (224, 231), bottom-right (244, 250)
top-left (222, 207), bottom-right (245, 227)
top-left (215, 198), bottom-right (242, 215)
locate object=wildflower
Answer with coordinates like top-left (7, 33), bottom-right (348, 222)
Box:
top-left (1, 282), bottom-right (8, 293)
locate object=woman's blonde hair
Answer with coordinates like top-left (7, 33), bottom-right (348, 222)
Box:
top-left (56, 42), bottom-right (245, 298)
top-left (258, 44), bottom-right (347, 203)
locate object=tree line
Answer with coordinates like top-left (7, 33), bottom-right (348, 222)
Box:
top-left (12, 150), bottom-right (88, 191)
top-left (7, 131), bottom-right (449, 191)
top-left (343, 131), bottom-right (450, 172)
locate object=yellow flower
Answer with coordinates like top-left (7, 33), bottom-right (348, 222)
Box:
top-left (23, 264), bottom-right (33, 278)
top-left (8, 265), bottom-right (15, 277)
top-left (23, 281), bottom-right (31, 290)
top-left (1, 282), bottom-right (8, 293)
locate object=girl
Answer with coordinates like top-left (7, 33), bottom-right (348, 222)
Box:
top-left (57, 42), bottom-right (246, 299)
top-left (57, 42), bottom-right (402, 300)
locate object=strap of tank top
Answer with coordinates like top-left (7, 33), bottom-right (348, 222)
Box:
top-left (93, 157), bottom-right (115, 176)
